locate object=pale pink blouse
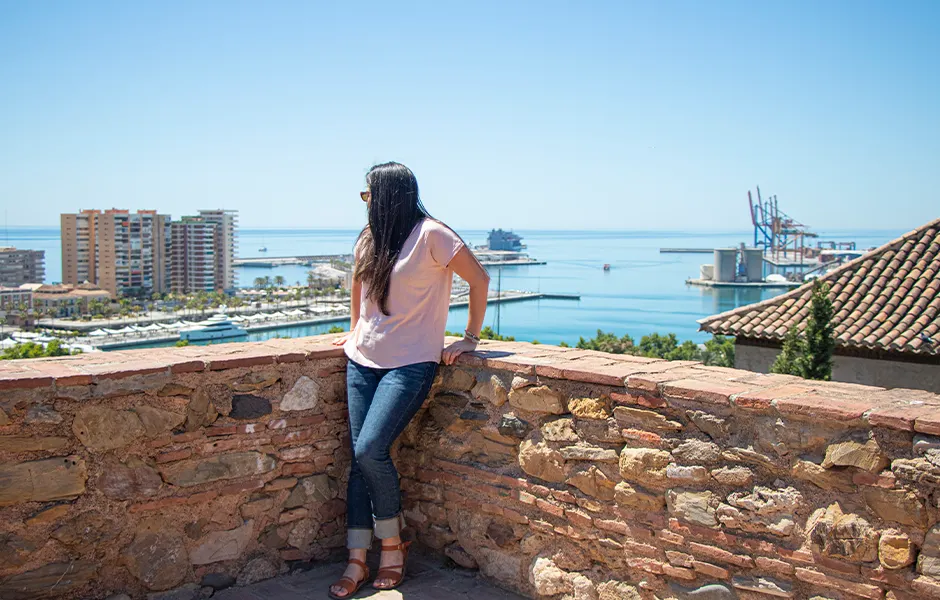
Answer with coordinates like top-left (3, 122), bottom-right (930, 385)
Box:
top-left (344, 219), bottom-right (464, 369)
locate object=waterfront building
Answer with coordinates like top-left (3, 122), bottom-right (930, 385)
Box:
top-left (31, 283), bottom-right (111, 318)
top-left (61, 209), bottom-right (171, 297)
top-left (700, 217), bottom-right (940, 392)
top-left (0, 286), bottom-right (33, 312)
top-left (170, 216), bottom-right (218, 294)
top-left (0, 246), bottom-right (45, 287)
top-left (197, 209), bottom-right (238, 292)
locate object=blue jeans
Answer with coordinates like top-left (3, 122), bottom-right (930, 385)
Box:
top-left (345, 359), bottom-right (438, 549)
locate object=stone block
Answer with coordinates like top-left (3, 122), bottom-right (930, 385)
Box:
top-left (159, 451), bottom-right (276, 487)
top-left (0, 435), bottom-right (69, 452)
top-left (671, 439), bottom-right (721, 465)
top-left (919, 524), bottom-right (940, 576)
top-left (666, 464), bottom-right (710, 485)
top-left (863, 487), bottom-right (927, 527)
top-left (472, 374), bottom-right (509, 407)
top-left (280, 376), bottom-right (320, 411)
top-left (717, 486), bottom-right (802, 537)
top-left (72, 406), bottom-right (145, 450)
top-left (686, 410), bottom-right (729, 440)
top-left (822, 439), bottom-right (889, 473)
top-left (568, 397), bottom-right (611, 420)
top-left (614, 481), bottom-right (664, 511)
top-left (230, 371), bottom-right (280, 392)
top-left (25, 404), bottom-right (62, 424)
top-left (541, 417), bottom-right (580, 442)
top-left (0, 455), bottom-right (87, 506)
top-left (519, 439), bottom-right (566, 483)
top-left (97, 457), bottom-right (163, 499)
top-left (443, 368), bottom-right (476, 392)
top-left (613, 406), bottom-right (682, 431)
top-left (567, 464), bottom-right (616, 501)
top-left (667, 490), bottom-right (720, 528)
top-left (497, 415), bottom-right (531, 439)
top-left (710, 466), bottom-right (753, 487)
top-left (230, 394), bottom-right (272, 419)
top-left (619, 447), bottom-right (670, 489)
top-left (133, 406), bottom-right (186, 437)
top-left (508, 385), bottom-right (565, 414)
top-left (879, 530), bottom-right (915, 570)
top-left (190, 520), bottom-right (254, 564)
top-left (807, 503), bottom-right (878, 563)
top-left (529, 556), bottom-right (572, 596)
top-left (791, 460), bottom-right (856, 493)
top-left (559, 444), bottom-right (618, 462)
top-left (123, 529), bottom-right (189, 590)
top-left (0, 561), bottom-right (96, 600)
top-left (185, 389), bottom-right (218, 431)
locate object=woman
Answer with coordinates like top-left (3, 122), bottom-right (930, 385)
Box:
top-left (329, 162), bottom-right (490, 598)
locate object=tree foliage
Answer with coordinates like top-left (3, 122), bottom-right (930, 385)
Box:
top-left (770, 279), bottom-right (835, 380)
top-left (2, 340), bottom-right (77, 360)
top-left (574, 330), bottom-right (734, 366)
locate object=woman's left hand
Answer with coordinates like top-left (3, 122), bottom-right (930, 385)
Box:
top-left (442, 338), bottom-right (478, 365)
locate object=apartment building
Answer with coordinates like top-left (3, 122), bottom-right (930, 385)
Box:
top-left (197, 209), bottom-right (238, 292)
top-left (170, 216), bottom-right (218, 294)
top-left (0, 247), bottom-right (45, 287)
top-left (61, 209), bottom-right (171, 297)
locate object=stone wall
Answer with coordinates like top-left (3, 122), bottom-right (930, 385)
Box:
top-left (5, 337), bottom-right (940, 600)
top-left (0, 338), bottom-right (350, 599)
top-left (396, 341), bottom-right (940, 600)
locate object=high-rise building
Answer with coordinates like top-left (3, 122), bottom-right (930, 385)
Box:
top-left (198, 209), bottom-right (238, 292)
top-left (61, 210), bottom-right (99, 286)
top-left (61, 209), bottom-right (171, 297)
top-left (0, 247), bottom-right (45, 287)
top-left (170, 216), bottom-right (217, 294)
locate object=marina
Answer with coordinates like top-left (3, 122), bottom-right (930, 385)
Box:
top-left (41, 290), bottom-right (580, 351)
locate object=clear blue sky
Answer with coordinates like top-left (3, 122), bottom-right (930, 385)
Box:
top-left (1, 0), bottom-right (937, 231)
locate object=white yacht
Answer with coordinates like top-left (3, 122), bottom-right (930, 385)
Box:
top-left (179, 314), bottom-right (248, 342)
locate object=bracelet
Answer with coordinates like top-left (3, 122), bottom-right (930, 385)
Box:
top-left (463, 329), bottom-right (480, 343)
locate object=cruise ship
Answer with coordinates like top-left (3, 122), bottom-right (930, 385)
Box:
top-left (180, 314), bottom-right (248, 342)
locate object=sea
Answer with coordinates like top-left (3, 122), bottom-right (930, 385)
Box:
top-left (3, 227), bottom-right (902, 347)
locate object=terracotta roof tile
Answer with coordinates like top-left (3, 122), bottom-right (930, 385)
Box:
top-left (699, 218), bottom-right (940, 356)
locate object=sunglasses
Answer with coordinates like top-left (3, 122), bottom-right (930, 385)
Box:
top-left (360, 191), bottom-right (371, 202)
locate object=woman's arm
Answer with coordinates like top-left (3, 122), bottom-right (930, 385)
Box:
top-left (442, 246), bottom-right (490, 364)
top-left (331, 277), bottom-right (361, 346)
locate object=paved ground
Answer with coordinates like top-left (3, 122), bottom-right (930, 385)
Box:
top-left (214, 553), bottom-right (525, 600)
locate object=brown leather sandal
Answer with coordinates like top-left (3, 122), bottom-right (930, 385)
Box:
top-left (373, 540), bottom-right (412, 590)
top-left (328, 558), bottom-right (370, 599)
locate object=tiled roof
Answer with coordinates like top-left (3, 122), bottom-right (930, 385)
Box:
top-left (699, 218), bottom-right (940, 356)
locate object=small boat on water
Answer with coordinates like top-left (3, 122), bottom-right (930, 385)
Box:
top-left (603, 264), bottom-right (611, 271)
top-left (180, 314), bottom-right (248, 342)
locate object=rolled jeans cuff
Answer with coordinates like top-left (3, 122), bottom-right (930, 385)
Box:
top-left (374, 512), bottom-right (404, 539)
top-left (347, 528), bottom-right (373, 550)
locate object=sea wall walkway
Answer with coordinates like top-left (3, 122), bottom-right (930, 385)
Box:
top-left (2, 336), bottom-right (940, 599)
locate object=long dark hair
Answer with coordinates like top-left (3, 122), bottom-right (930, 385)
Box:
top-left (354, 162), bottom-right (430, 315)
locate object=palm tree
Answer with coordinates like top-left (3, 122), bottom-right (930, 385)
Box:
top-left (274, 275), bottom-right (286, 289)
top-left (263, 275), bottom-right (272, 289)
top-left (253, 277), bottom-right (265, 290)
